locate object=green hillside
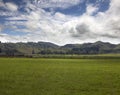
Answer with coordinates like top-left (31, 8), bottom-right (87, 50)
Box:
top-left (0, 41), bottom-right (120, 57)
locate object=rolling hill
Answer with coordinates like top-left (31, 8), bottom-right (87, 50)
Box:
top-left (0, 41), bottom-right (120, 56)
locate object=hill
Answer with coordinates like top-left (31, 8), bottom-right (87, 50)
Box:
top-left (0, 41), bottom-right (120, 56)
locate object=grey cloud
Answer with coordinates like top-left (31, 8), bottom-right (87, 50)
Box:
top-left (76, 24), bottom-right (90, 34)
top-left (69, 23), bottom-right (95, 39)
top-left (0, 34), bottom-right (4, 37)
top-left (101, 34), bottom-right (120, 39)
top-left (0, 25), bottom-right (4, 32)
top-left (109, 20), bottom-right (120, 33)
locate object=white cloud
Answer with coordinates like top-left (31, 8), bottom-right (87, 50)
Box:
top-left (5, 2), bottom-right (18, 11)
top-left (1, 0), bottom-right (120, 45)
top-left (34, 0), bottom-right (82, 9)
top-left (0, 1), bottom-right (4, 7)
top-left (54, 12), bottom-right (66, 20)
top-left (0, 1), bottom-right (18, 17)
top-left (86, 4), bottom-right (98, 15)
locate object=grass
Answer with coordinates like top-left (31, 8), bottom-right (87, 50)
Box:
top-left (31, 54), bottom-right (120, 59)
top-left (0, 58), bottom-right (120, 95)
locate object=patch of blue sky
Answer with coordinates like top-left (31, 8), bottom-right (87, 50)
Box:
top-left (54, 2), bottom-right (86, 16)
top-left (87, 0), bottom-right (110, 12)
top-left (97, 0), bottom-right (110, 12)
top-left (43, 1), bottom-right (86, 16)
top-left (43, 0), bottom-right (110, 16)
top-left (3, 27), bottom-right (28, 36)
top-left (0, 16), bottom-right (6, 23)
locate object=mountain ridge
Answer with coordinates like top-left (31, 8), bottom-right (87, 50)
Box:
top-left (0, 41), bottom-right (120, 56)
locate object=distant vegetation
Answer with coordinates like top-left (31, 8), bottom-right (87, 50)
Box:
top-left (0, 41), bottom-right (120, 57)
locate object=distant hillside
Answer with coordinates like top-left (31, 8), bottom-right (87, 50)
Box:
top-left (0, 41), bottom-right (120, 56)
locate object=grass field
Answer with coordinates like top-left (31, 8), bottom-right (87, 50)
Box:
top-left (0, 58), bottom-right (120, 95)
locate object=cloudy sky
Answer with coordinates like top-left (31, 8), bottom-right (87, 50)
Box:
top-left (0, 0), bottom-right (120, 45)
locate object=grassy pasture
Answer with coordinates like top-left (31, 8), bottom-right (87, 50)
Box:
top-left (31, 54), bottom-right (120, 59)
top-left (0, 58), bottom-right (120, 95)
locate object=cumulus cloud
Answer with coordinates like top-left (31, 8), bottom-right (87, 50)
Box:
top-left (0, 0), bottom-right (120, 45)
top-left (96, 0), bottom-right (120, 38)
top-left (5, 2), bottom-right (18, 11)
top-left (58, 0), bottom-right (120, 44)
top-left (0, 1), bottom-right (18, 11)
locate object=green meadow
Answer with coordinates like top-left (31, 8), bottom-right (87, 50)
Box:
top-left (0, 58), bottom-right (120, 95)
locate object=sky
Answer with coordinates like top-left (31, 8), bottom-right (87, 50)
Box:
top-left (0, 0), bottom-right (120, 45)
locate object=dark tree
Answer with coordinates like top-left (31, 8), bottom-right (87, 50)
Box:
top-left (0, 48), bottom-right (1, 53)
top-left (32, 49), bottom-right (35, 54)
